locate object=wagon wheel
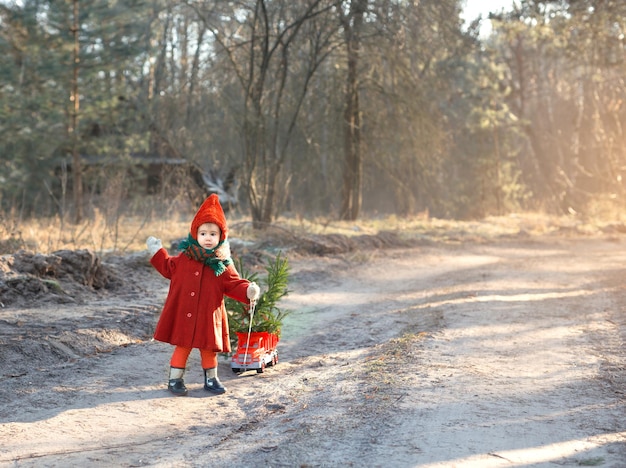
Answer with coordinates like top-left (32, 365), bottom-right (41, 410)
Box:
top-left (231, 367), bottom-right (242, 374)
top-left (257, 362), bottom-right (265, 374)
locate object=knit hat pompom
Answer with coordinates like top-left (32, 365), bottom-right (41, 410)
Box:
top-left (190, 194), bottom-right (228, 241)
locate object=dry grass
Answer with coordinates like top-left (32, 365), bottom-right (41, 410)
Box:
top-left (1, 203), bottom-right (625, 256)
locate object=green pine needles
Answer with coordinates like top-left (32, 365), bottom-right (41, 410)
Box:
top-left (226, 252), bottom-right (291, 347)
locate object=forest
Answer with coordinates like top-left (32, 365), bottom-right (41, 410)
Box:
top-left (1, 0), bottom-right (625, 226)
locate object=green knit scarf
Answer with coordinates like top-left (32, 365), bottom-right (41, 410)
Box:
top-left (179, 234), bottom-right (232, 276)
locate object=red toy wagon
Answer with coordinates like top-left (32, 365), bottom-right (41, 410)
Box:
top-left (231, 331), bottom-right (279, 374)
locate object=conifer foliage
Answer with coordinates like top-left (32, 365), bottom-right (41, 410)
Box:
top-left (226, 253), bottom-right (291, 349)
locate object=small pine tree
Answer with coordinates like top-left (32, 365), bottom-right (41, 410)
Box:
top-left (225, 252), bottom-right (291, 349)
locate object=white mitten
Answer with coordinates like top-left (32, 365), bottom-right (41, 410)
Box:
top-left (247, 282), bottom-right (260, 302)
top-left (146, 236), bottom-right (162, 255)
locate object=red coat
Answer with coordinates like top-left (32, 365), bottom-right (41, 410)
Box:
top-left (150, 248), bottom-right (251, 352)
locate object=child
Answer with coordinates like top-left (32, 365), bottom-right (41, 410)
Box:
top-left (146, 194), bottom-right (260, 396)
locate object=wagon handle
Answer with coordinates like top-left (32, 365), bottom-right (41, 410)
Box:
top-left (243, 299), bottom-right (256, 372)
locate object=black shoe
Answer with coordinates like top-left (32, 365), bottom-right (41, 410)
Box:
top-left (168, 378), bottom-right (188, 396)
top-left (204, 377), bottom-right (226, 394)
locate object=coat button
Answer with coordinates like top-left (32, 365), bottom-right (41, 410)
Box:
top-left (190, 292), bottom-right (195, 296)
top-left (187, 313), bottom-right (192, 318)
top-left (195, 271), bottom-right (199, 276)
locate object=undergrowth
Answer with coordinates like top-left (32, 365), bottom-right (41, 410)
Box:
top-left (1, 203), bottom-right (625, 256)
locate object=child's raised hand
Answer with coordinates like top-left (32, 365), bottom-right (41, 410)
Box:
top-left (146, 236), bottom-right (162, 255)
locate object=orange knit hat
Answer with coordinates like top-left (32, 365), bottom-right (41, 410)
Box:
top-left (190, 194), bottom-right (228, 241)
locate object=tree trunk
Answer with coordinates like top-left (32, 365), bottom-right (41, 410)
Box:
top-left (340, 0), bottom-right (366, 221)
top-left (70, 0), bottom-right (83, 223)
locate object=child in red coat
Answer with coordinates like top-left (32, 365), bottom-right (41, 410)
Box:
top-left (146, 194), bottom-right (260, 396)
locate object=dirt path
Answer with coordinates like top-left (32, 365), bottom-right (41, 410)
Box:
top-left (1, 237), bottom-right (625, 467)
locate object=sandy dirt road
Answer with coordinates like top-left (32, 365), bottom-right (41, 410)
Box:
top-left (0, 236), bottom-right (625, 467)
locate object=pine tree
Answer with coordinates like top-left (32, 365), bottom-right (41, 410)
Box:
top-left (226, 253), bottom-right (291, 350)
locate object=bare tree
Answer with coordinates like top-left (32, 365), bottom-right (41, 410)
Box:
top-left (338, 0), bottom-right (366, 221)
top-left (70, 0), bottom-right (83, 223)
top-left (187, 0), bottom-right (340, 226)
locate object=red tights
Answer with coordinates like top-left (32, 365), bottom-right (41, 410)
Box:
top-left (170, 346), bottom-right (217, 369)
